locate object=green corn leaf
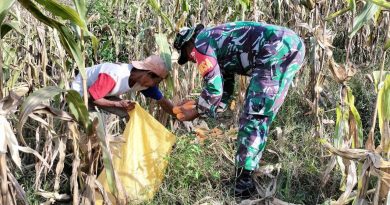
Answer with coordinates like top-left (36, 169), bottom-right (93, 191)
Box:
top-left (334, 92), bottom-right (350, 149)
top-left (347, 88), bottom-right (363, 148)
top-left (378, 75), bottom-right (390, 155)
top-left (72, 0), bottom-right (99, 61)
top-left (366, 0), bottom-right (390, 9)
top-left (349, 2), bottom-right (379, 38)
top-left (148, 0), bottom-right (160, 11)
top-left (326, 7), bottom-right (351, 21)
top-left (85, 30), bottom-right (99, 60)
top-left (92, 113), bottom-right (118, 196)
top-left (56, 25), bottom-right (86, 78)
top-left (0, 0), bottom-right (15, 25)
top-left (18, 86), bottom-right (65, 144)
top-left (34, 0), bottom-right (87, 30)
top-left (73, 0), bottom-right (87, 22)
top-left (374, 6), bottom-right (382, 26)
top-left (373, 71), bottom-right (390, 92)
top-left (18, 0), bottom-right (59, 26)
top-left (65, 90), bottom-right (91, 133)
top-left (155, 33), bottom-right (172, 70)
top-left (181, 0), bottom-right (190, 12)
top-left (334, 105), bottom-right (343, 147)
top-left (236, 0), bottom-right (250, 9)
top-left (165, 74), bottom-right (175, 98)
top-left (147, 0), bottom-right (173, 30)
top-left (1, 21), bottom-right (21, 39)
top-left (379, 75), bottom-right (390, 123)
top-left (326, 0), bottom-right (356, 21)
top-left (155, 33), bottom-right (173, 97)
top-left (385, 19), bottom-right (390, 50)
top-left (348, 0), bottom-right (356, 13)
top-left (385, 40), bottom-right (390, 51)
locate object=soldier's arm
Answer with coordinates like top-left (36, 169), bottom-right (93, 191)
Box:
top-left (194, 47), bottom-right (224, 118)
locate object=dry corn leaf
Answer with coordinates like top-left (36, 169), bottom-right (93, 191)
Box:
top-left (322, 156), bottom-right (337, 187)
top-left (69, 122), bottom-right (80, 205)
top-left (36, 191), bottom-right (70, 201)
top-left (194, 127), bottom-right (208, 143)
top-left (210, 127), bottom-right (223, 138)
top-left (329, 60), bottom-right (357, 83)
top-left (336, 160), bottom-right (357, 204)
top-left (0, 116), bottom-right (21, 169)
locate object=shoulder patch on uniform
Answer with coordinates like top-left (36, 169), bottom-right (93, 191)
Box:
top-left (198, 58), bottom-right (214, 76)
top-left (194, 48), bottom-right (217, 76)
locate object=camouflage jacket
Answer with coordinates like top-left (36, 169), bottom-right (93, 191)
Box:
top-left (191, 21), bottom-right (297, 117)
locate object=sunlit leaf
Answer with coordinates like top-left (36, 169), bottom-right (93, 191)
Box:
top-left (325, 7), bottom-right (351, 21)
top-left (0, 93), bottom-right (22, 169)
top-left (385, 20), bottom-right (390, 51)
top-left (347, 88), bottom-right (363, 148)
top-left (73, 0), bottom-right (87, 22)
top-left (1, 21), bottom-right (21, 39)
top-left (0, 0), bottom-right (15, 25)
top-left (174, 11), bottom-right (188, 32)
top-left (373, 71), bottom-right (390, 92)
top-left (155, 33), bottom-right (172, 70)
top-left (378, 75), bottom-right (390, 157)
top-left (334, 104), bottom-right (347, 148)
top-left (366, 0), bottom-right (390, 9)
top-left (350, 2), bottom-right (379, 38)
top-left (65, 90), bottom-right (91, 133)
top-left (34, 0), bottom-right (87, 29)
top-left (92, 114), bottom-right (119, 197)
top-left (378, 75), bottom-right (390, 125)
top-left (181, 0), bottom-right (190, 12)
top-left (348, 0), bottom-right (356, 13)
top-left (18, 86), bottom-right (64, 144)
top-left (155, 33), bottom-right (173, 97)
top-left (85, 30), bottom-right (99, 61)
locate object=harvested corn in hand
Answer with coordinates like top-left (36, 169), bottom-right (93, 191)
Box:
top-left (172, 100), bottom-right (197, 121)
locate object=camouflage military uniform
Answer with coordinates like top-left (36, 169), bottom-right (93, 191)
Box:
top-left (191, 21), bottom-right (305, 171)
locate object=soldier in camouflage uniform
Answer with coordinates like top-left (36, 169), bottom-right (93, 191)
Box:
top-left (173, 21), bottom-right (305, 197)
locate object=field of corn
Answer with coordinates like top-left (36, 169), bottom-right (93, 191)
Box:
top-left (1, 0), bottom-right (390, 204)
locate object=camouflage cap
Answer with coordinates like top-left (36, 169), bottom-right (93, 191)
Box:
top-left (174, 27), bottom-right (195, 65)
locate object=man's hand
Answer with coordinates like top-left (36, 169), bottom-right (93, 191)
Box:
top-left (114, 100), bottom-right (135, 112)
top-left (177, 99), bottom-right (195, 106)
top-left (173, 100), bottom-right (199, 121)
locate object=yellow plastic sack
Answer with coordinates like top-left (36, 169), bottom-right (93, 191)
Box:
top-left (96, 103), bottom-right (176, 204)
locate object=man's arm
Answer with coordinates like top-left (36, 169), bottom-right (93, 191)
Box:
top-left (141, 86), bottom-right (176, 116)
top-left (194, 47), bottom-right (224, 118)
top-left (92, 97), bottom-right (135, 111)
top-left (156, 97), bottom-right (175, 116)
top-left (88, 73), bottom-right (134, 111)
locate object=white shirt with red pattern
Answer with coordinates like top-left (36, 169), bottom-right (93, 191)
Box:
top-left (71, 63), bottom-right (133, 100)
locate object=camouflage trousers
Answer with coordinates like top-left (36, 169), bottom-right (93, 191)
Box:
top-left (235, 33), bottom-right (305, 171)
